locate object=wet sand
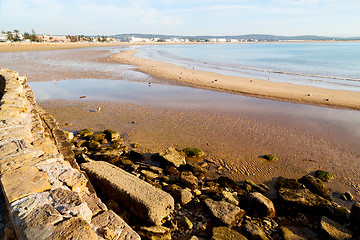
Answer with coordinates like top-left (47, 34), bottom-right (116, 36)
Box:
top-left (110, 50), bottom-right (360, 110)
top-left (38, 99), bottom-right (360, 205)
top-left (1, 45), bottom-right (359, 205)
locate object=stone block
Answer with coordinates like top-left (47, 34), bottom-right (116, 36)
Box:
top-left (1, 166), bottom-right (51, 203)
top-left (50, 188), bottom-right (93, 223)
top-left (32, 137), bottom-right (58, 154)
top-left (10, 192), bottom-right (54, 221)
top-left (80, 192), bottom-right (108, 216)
top-left (58, 169), bottom-right (88, 192)
top-left (25, 217), bottom-right (98, 240)
top-left (81, 161), bottom-right (174, 225)
top-left (91, 210), bottom-right (140, 240)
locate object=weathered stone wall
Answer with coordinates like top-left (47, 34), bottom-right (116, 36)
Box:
top-left (0, 68), bottom-right (140, 240)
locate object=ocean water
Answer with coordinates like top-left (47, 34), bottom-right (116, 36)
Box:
top-left (134, 42), bottom-right (360, 92)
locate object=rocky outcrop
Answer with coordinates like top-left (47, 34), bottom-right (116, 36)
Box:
top-left (0, 69), bottom-right (139, 240)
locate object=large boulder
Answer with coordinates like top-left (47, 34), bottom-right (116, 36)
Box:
top-left (204, 198), bottom-right (245, 227)
top-left (320, 216), bottom-right (352, 240)
top-left (276, 177), bottom-right (303, 190)
top-left (277, 188), bottom-right (332, 214)
top-left (81, 161), bottom-right (174, 225)
top-left (248, 192), bottom-right (276, 218)
top-left (299, 175), bottom-right (330, 200)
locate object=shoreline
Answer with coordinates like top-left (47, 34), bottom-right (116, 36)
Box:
top-left (1, 39), bottom-right (360, 53)
top-left (109, 49), bottom-right (360, 111)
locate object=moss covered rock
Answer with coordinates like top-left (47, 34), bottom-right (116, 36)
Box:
top-left (77, 129), bottom-right (93, 138)
top-left (104, 129), bottom-right (120, 142)
top-left (263, 154), bottom-right (278, 161)
top-left (183, 147), bottom-right (204, 157)
top-left (87, 140), bottom-right (101, 150)
top-left (314, 170), bottom-right (332, 182)
top-left (299, 175), bottom-right (330, 200)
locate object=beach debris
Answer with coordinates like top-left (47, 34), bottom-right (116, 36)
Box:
top-left (307, 93), bottom-right (312, 96)
top-left (148, 82), bottom-right (151, 87)
top-left (53, 80), bottom-right (57, 84)
top-left (80, 95), bottom-right (86, 99)
top-left (250, 80), bottom-right (253, 82)
top-left (325, 98), bottom-right (331, 101)
top-left (94, 107), bottom-right (101, 112)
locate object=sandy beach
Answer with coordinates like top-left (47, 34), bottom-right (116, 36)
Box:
top-left (1, 44), bottom-right (359, 205)
top-left (110, 49), bottom-right (360, 110)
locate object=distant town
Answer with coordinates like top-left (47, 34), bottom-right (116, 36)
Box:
top-left (1, 30), bottom-right (359, 43)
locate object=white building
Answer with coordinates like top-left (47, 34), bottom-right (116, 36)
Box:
top-left (0, 34), bottom-right (6, 42)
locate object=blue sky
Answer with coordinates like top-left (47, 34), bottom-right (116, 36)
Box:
top-left (1, 0), bottom-right (359, 37)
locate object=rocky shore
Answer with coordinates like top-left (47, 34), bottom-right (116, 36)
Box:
top-left (70, 127), bottom-right (360, 240)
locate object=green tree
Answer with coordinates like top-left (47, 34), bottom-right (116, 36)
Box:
top-left (13, 29), bottom-right (20, 42)
top-left (6, 31), bottom-right (13, 41)
top-left (30, 29), bottom-right (38, 42)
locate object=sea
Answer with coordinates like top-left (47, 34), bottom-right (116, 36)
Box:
top-left (133, 42), bottom-right (360, 92)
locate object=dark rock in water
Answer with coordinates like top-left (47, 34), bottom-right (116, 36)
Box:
top-left (204, 198), bottom-right (245, 227)
top-left (180, 171), bottom-right (198, 190)
top-left (248, 192), bottom-right (276, 218)
top-left (87, 140), bottom-right (101, 150)
top-left (217, 176), bottom-right (239, 190)
top-left (183, 147), bottom-right (204, 157)
top-left (276, 177), bottom-right (304, 190)
top-left (277, 188), bottom-right (332, 214)
top-left (299, 175), bottom-right (331, 200)
top-left (173, 188), bottom-right (193, 205)
top-left (212, 226), bottom-right (247, 240)
top-left (104, 129), bottom-right (120, 142)
top-left (77, 129), bottom-right (93, 138)
top-left (314, 170), bottom-right (333, 182)
top-left (350, 202), bottom-right (360, 228)
top-left (320, 216), bottom-right (352, 240)
top-left (243, 221), bottom-right (269, 240)
top-left (138, 226), bottom-right (172, 240)
top-left (158, 147), bottom-right (186, 168)
top-left (128, 150), bottom-right (145, 161)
